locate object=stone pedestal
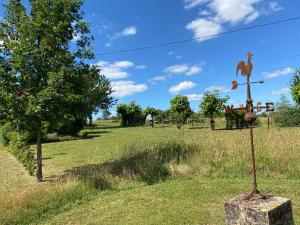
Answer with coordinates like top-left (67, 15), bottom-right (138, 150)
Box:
top-left (224, 194), bottom-right (294, 225)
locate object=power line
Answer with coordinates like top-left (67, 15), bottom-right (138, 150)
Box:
top-left (96, 16), bottom-right (300, 56)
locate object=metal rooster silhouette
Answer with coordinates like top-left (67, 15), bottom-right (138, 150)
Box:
top-left (236, 52), bottom-right (253, 78)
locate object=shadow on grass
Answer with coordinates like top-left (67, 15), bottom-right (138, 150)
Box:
top-left (58, 141), bottom-right (199, 189)
top-left (188, 126), bottom-right (208, 130)
top-left (214, 126), bottom-right (259, 131)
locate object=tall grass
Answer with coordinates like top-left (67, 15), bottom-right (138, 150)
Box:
top-left (63, 140), bottom-right (199, 186)
top-left (0, 181), bottom-right (98, 225)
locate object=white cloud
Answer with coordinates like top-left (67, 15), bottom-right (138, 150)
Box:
top-left (165, 64), bottom-right (190, 74)
top-left (185, 1), bottom-right (281, 42)
top-left (199, 10), bottom-right (211, 16)
top-left (168, 51), bottom-right (174, 56)
top-left (209, 0), bottom-right (260, 25)
top-left (136, 65), bottom-right (147, 70)
top-left (164, 64), bottom-right (202, 75)
top-left (113, 61), bottom-right (134, 68)
top-left (169, 81), bottom-right (197, 94)
top-left (186, 18), bottom-right (223, 41)
top-left (111, 80), bottom-right (148, 98)
top-left (120, 26), bottom-right (137, 36)
top-left (106, 26), bottom-right (137, 47)
top-left (263, 67), bottom-right (295, 79)
top-left (97, 60), bottom-right (134, 80)
top-left (262, 1), bottom-right (283, 15)
top-left (184, 0), bottom-right (209, 10)
top-left (272, 87), bottom-right (290, 95)
top-left (205, 85), bottom-right (229, 93)
top-left (186, 93), bottom-right (203, 101)
top-left (186, 66), bottom-right (202, 76)
top-left (269, 2), bottom-right (283, 12)
top-left (149, 76), bottom-right (167, 85)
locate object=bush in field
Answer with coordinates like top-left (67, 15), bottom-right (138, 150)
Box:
top-left (154, 109), bottom-right (173, 124)
top-left (55, 115), bottom-right (86, 136)
top-left (224, 109), bottom-right (251, 129)
top-left (117, 102), bottom-right (145, 126)
top-left (273, 96), bottom-right (300, 127)
top-left (8, 132), bottom-right (35, 176)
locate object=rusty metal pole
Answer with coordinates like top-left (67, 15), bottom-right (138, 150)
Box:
top-left (267, 115), bottom-right (270, 131)
top-left (246, 76), bottom-right (258, 194)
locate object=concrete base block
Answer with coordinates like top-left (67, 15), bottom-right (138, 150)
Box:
top-left (224, 194), bottom-right (294, 225)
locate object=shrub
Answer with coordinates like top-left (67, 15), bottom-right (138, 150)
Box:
top-left (273, 96), bottom-right (300, 127)
top-left (78, 130), bottom-right (89, 138)
top-left (44, 133), bottom-right (80, 143)
top-left (56, 115), bottom-right (85, 136)
top-left (8, 132), bottom-right (35, 175)
top-left (0, 123), bottom-right (13, 146)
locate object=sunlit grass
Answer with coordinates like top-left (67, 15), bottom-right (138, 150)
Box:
top-left (0, 120), bottom-right (299, 225)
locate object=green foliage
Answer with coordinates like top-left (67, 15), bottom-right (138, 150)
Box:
top-left (101, 109), bottom-right (112, 120)
top-left (225, 109), bottom-right (249, 129)
top-left (170, 96), bottom-right (192, 128)
top-left (200, 91), bottom-right (229, 129)
top-left (0, 123), bottom-right (13, 146)
top-left (55, 115), bottom-right (85, 136)
top-left (144, 107), bottom-right (161, 127)
top-left (291, 68), bottom-right (300, 104)
top-left (0, 0), bottom-right (114, 180)
top-left (154, 109), bottom-right (173, 124)
top-left (273, 96), bottom-right (300, 127)
top-left (117, 102), bottom-right (145, 126)
top-left (200, 91), bottom-right (229, 117)
top-left (8, 132), bottom-right (35, 175)
top-left (78, 130), bottom-right (89, 138)
top-left (144, 107), bottom-right (160, 118)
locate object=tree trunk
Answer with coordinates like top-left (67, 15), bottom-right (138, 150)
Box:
top-left (36, 119), bottom-right (43, 182)
top-left (210, 113), bottom-right (215, 130)
top-left (89, 115), bottom-right (93, 127)
top-left (176, 121), bottom-right (181, 129)
top-left (151, 118), bottom-right (154, 128)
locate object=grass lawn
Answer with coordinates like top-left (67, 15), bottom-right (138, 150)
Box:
top-left (0, 120), bottom-right (299, 225)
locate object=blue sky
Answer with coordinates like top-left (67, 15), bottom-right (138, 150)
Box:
top-left (1, 0), bottom-right (300, 116)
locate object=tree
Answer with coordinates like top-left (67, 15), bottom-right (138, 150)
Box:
top-left (0, 0), bottom-right (114, 181)
top-left (291, 68), bottom-right (300, 104)
top-left (144, 107), bottom-right (160, 128)
top-left (170, 96), bottom-right (192, 129)
top-left (81, 65), bottom-right (114, 126)
top-left (102, 108), bottom-right (111, 120)
top-left (200, 91), bottom-right (229, 130)
top-left (117, 102), bottom-right (144, 126)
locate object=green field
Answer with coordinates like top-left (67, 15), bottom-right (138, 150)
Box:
top-left (1, 120), bottom-right (299, 225)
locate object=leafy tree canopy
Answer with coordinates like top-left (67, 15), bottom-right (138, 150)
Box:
top-left (200, 91), bottom-right (229, 117)
top-left (0, 0), bottom-right (114, 181)
top-left (291, 68), bottom-right (300, 104)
